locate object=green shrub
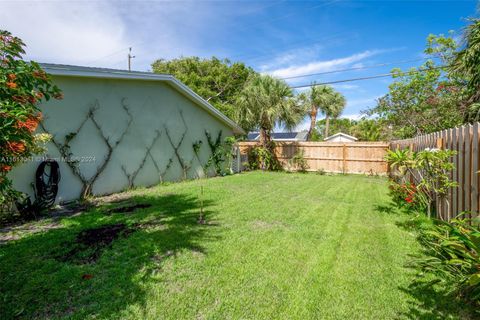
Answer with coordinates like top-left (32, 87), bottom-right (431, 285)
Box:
top-left (247, 145), bottom-right (281, 171)
top-left (388, 180), bottom-right (427, 212)
top-left (385, 148), bottom-right (457, 218)
top-left (0, 30), bottom-right (62, 212)
top-left (289, 149), bottom-right (309, 173)
top-left (412, 215), bottom-right (480, 304)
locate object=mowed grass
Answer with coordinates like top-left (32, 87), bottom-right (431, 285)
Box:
top-left (0, 172), bottom-right (468, 319)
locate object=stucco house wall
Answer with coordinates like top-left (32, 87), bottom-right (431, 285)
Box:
top-left (9, 65), bottom-right (243, 203)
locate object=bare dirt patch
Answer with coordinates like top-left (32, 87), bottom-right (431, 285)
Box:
top-left (58, 223), bottom-right (135, 264)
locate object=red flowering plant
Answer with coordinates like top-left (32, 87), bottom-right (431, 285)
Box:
top-left (1, 30), bottom-right (62, 208)
top-left (388, 181), bottom-right (427, 211)
top-left (386, 148), bottom-right (456, 218)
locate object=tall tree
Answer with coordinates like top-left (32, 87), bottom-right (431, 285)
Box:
top-left (298, 85), bottom-right (346, 140)
top-left (236, 74), bottom-right (304, 147)
top-left (298, 85), bottom-right (332, 140)
top-left (367, 34), bottom-right (466, 138)
top-left (151, 57), bottom-right (255, 120)
top-left (454, 18), bottom-right (480, 121)
top-left (322, 91), bottom-right (346, 138)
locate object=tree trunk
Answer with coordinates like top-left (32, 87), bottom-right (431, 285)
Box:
top-left (325, 115), bottom-right (330, 138)
top-left (259, 127), bottom-right (269, 149)
top-left (258, 127), bottom-right (271, 170)
top-left (307, 106), bottom-right (317, 140)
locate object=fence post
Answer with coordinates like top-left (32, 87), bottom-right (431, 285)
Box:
top-left (342, 144), bottom-right (347, 174)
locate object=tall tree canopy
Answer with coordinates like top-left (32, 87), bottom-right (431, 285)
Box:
top-left (367, 34), bottom-right (466, 139)
top-left (454, 18), bottom-right (480, 121)
top-left (236, 74), bottom-right (304, 147)
top-left (151, 56), bottom-right (256, 120)
top-left (297, 84), bottom-right (345, 140)
top-left (314, 118), bottom-right (390, 141)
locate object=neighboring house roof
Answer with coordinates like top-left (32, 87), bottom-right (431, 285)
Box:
top-left (247, 131), bottom-right (308, 141)
top-left (324, 132), bottom-right (358, 141)
top-left (40, 63), bottom-right (245, 134)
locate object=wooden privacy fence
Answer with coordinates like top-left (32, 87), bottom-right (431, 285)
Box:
top-left (390, 122), bottom-right (480, 220)
top-left (237, 141), bottom-right (389, 175)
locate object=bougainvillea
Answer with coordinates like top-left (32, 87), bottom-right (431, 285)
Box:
top-left (0, 30), bottom-right (62, 208)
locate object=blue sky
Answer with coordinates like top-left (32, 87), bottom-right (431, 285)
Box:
top-left (0, 0), bottom-right (477, 131)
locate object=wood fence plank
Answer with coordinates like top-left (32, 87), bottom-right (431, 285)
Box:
top-left (464, 125), bottom-right (472, 217)
top-left (452, 127), bottom-right (458, 217)
top-left (473, 123), bottom-right (479, 217)
top-left (459, 126), bottom-right (465, 214)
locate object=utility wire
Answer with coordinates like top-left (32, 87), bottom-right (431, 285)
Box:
top-left (290, 64), bottom-right (451, 89)
top-left (281, 57), bottom-right (440, 80)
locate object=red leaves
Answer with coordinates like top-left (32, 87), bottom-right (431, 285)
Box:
top-left (0, 165), bottom-right (12, 172)
top-left (6, 82), bottom-right (17, 89)
top-left (81, 274), bottom-right (93, 280)
top-left (7, 141), bottom-right (26, 154)
top-left (17, 114), bottom-right (41, 133)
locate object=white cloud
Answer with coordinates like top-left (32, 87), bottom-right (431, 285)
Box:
top-left (332, 84), bottom-right (360, 90)
top-left (265, 50), bottom-right (383, 78)
top-left (346, 96), bottom-right (382, 109)
top-left (0, 1), bottom-right (131, 67)
top-left (341, 114), bottom-right (364, 121)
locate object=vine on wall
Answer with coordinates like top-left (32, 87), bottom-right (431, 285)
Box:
top-left (205, 130), bottom-right (223, 175)
top-left (42, 98), bottom-right (133, 198)
top-left (40, 102), bottom-right (231, 199)
top-left (121, 130), bottom-right (162, 188)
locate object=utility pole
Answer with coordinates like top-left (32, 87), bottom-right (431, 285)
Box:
top-left (128, 47), bottom-right (135, 71)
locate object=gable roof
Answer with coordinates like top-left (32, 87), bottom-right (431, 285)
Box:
top-left (40, 63), bottom-right (245, 134)
top-left (247, 131), bottom-right (308, 141)
top-left (324, 132), bottom-right (358, 141)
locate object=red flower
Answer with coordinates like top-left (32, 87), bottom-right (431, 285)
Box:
top-left (82, 274), bottom-right (93, 280)
top-left (35, 91), bottom-right (44, 99)
top-left (6, 82), bottom-right (17, 89)
top-left (32, 70), bottom-right (47, 80)
top-left (17, 116), bottom-right (40, 133)
top-left (405, 197), bottom-right (413, 203)
top-left (7, 73), bottom-right (16, 81)
top-left (12, 95), bottom-right (28, 104)
top-left (0, 165), bottom-right (12, 172)
top-left (28, 96), bottom-right (37, 104)
top-left (7, 141), bottom-right (26, 153)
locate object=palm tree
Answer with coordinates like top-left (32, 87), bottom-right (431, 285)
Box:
top-left (454, 18), bottom-right (480, 121)
top-left (299, 85), bottom-right (346, 140)
top-left (323, 91), bottom-right (346, 138)
top-left (298, 85), bottom-right (335, 140)
top-left (236, 74), bottom-right (304, 148)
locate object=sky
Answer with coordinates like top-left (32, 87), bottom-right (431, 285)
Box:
top-left (0, 0), bottom-right (477, 131)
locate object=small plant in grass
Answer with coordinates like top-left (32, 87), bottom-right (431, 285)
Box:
top-left (0, 30), bottom-right (62, 213)
top-left (411, 214), bottom-right (480, 306)
top-left (289, 149), bottom-right (309, 173)
top-left (385, 148), bottom-right (457, 218)
top-left (316, 168), bottom-right (326, 175)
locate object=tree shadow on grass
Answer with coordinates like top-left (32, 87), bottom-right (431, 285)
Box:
top-left (0, 192), bottom-right (219, 319)
top-left (397, 280), bottom-right (477, 320)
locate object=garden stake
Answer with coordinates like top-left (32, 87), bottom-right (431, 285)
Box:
top-left (198, 185), bottom-right (205, 224)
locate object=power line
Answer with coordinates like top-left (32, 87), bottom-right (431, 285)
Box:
top-left (281, 57), bottom-right (439, 80)
top-left (290, 64), bottom-right (451, 89)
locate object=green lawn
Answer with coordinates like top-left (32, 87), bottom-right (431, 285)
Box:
top-left (0, 172), bottom-right (468, 319)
